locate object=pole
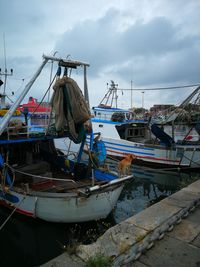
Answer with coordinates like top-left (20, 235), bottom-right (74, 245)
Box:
top-left (131, 80), bottom-right (133, 108)
top-left (0, 58), bottom-right (48, 135)
top-left (142, 91), bottom-right (145, 117)
top-left (84, 65), bottom-right (90, 107)
top-left (0, 69), bottom-right (13, 108)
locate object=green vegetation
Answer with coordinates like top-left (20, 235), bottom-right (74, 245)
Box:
top-left (84, 253), bottom-right (112, 267)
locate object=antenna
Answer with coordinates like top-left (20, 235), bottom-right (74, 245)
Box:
top-left (0, 34), bottom-right (13, 108)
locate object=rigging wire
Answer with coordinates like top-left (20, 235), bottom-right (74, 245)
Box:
top-left (3, 33), bottom-right (7, 76)
top-left (27, 72), bottom-right (57, 121)
top-left (117, 83), bottom-right (200, 91)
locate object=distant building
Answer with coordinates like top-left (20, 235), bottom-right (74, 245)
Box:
top-left (150, 104), bottom-right (174, 115)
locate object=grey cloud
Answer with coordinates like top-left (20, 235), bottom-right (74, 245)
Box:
top-left (0, 0), bottom-right (44, 39)
top-left (1, 1), bottom-right (200, 109)
top-left (122, 17), bottom-right (187, 56)
top-left (55, 9), bottom-right (200, 88)
top-left (0, 56), bottom-right (37, 76)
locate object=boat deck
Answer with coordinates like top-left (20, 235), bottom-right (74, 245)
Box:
top-left (13, 166), bottom-right (107, 194)
top-left (29, 178), bottom-right (105, 193)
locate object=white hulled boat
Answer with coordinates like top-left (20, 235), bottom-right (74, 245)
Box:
top-left (91, 81), bottom-right (200, 169)
top-left (0, 56), bottom-right (133, 223)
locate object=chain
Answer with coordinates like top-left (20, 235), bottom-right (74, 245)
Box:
top-left (113, 198), bottom-right (200, 266)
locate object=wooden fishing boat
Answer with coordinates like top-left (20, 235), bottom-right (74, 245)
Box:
top-left (0, 55), bottom-right (133, 223)
top-left (91, 81), bottom-right (200, 168)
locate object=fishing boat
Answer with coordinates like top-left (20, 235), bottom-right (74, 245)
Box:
top-left (107, 158), bottom-right (191, 189)
top-left (0, 55), bottom-right (133, 223)
top-left (18, 96), bottom-right (51, 118)
top-left (91, 80), bottom-right (148, 152)
top-left (0, 70), bottom-right (22, 118)
top-left (91, 81), bottom-right (200, 168)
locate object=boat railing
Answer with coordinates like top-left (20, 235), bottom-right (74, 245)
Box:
top-left (5, 124), bottom-right (49, 140)
top-left (93, 111), bottom-right (113, 121)
top-left (4, 163), bottom-right (80, 192)
top-left (6, 163), bottom-right (119, 195)
top-left (1, 113), bottom-right (61, 141)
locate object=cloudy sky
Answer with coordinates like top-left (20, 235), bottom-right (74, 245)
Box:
top-left (0, 0), bottom-right (200, 109)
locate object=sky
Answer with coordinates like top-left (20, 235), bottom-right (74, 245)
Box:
top-left (0, 0), bottom-right (200, 109)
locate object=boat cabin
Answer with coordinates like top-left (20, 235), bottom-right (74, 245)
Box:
top-left (115, 122), bottom-right (150, 141)
top-left (92, 106), bottom-right (134, 122)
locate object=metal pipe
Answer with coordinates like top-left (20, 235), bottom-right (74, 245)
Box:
top-left (43, 54), bottom-right (90, 67)
top-left (88, 175), bottom-right (134, 192)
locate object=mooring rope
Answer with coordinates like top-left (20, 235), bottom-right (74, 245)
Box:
top-left (181, 153), bottom-right (200, 167)
top-left (0, 195), bottom-right (26, 231)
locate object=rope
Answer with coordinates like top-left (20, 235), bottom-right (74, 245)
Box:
top-left (84, 141), bottom-right (99, 169)
top-left (5, 163), bottom-right (77, 184)
top-left (1, 153), bottom-right (10, 189)
top-left (107, 151), bottom-right (200, 172)
top-left (181, 153), bottom-right (200, 167)
top-left (1, 164), bottom-right (16, 189)
top-left (107, 155), bottom-right (120, 162)
top-left (0, 195), bottom-right (26, 231)
top-left (27, 72), bottom-right (57, 121)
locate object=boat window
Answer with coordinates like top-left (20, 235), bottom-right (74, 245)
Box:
top-left (126, 113), bottom-right (131, 120)
top-left (128, 127), bottom-right (145, 137)
top-left (135, 129), bottom-right (139, 136)
top-left (98, 124), bottom-right (103, 128)
top-left (128, 129), bottom-right (134, 136)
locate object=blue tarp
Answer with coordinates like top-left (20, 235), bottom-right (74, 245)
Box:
top-left (195, 123), bottom-right (200, 135)
top-left (151, 124), bottom-right (175, 147)
top-left (93, 140), bottom-right (107, 166)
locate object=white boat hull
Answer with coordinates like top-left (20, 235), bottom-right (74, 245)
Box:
top-left (92, 120), bottom-right (200, 168)
top-left (97, 136), bottom-right (200, 167)
top-left (0, 185), bottom-right (123, 223)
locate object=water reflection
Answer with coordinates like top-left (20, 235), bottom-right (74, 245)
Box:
top-left (0, 206), bottom-right (115, 267)
top-left (114, 164), bottom-right (199, 223)
top-left (0, 163), bottom-right (199, 267)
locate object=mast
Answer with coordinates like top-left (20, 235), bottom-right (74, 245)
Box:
top-left (0, 54), bottom-right (90, 136)
top-left (44, 54), bottom-right (90, 108)
top-left (84, 65), bottom-right (90, 107)
top-left (131, 80), bottom-right (133, 108)
top-left (0, 34), bottom-right (14, 109)
top-left (99, 80), bottom-right (118, 108)
top-left (0, 68), bottom-right (13, 109)
top-left (0, 58), bottom-right (48, 135)
top-left (179, 86), bottom-right (200, 108)
top-left (164, 85), bottom-right (200, 124)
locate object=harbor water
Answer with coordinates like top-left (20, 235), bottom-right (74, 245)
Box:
top-left (0, 163), bottom-right (199, 267)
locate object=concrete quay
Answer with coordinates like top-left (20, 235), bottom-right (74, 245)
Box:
top-left (41, 179), bottom-right (200, 267)
top-left (126, 205), bottom-right (200, 267)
